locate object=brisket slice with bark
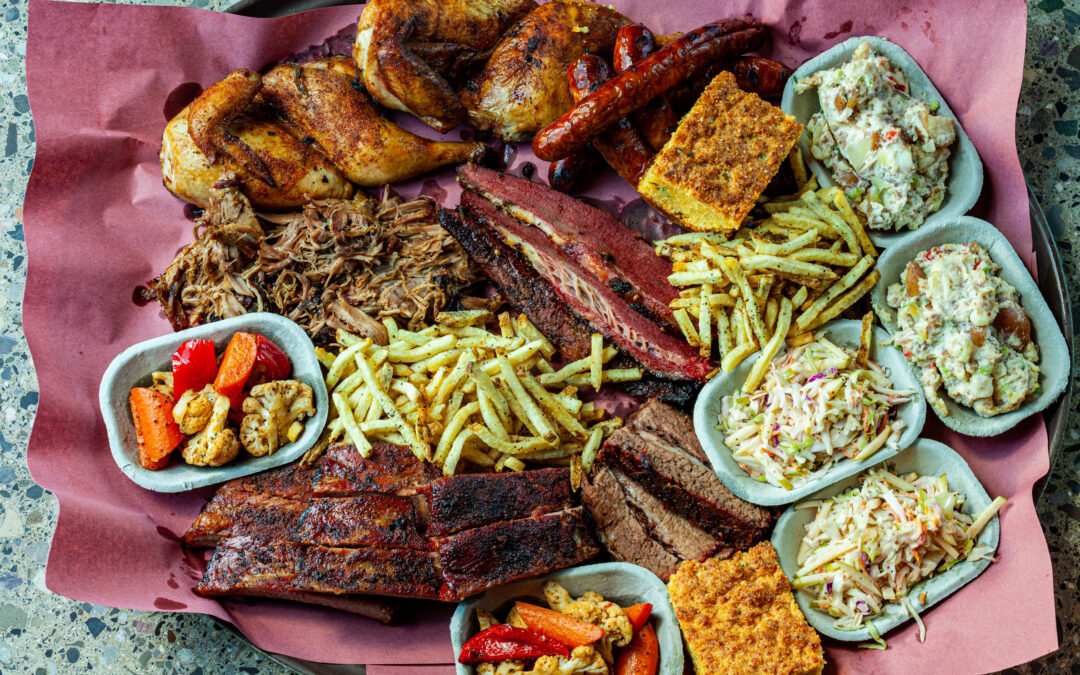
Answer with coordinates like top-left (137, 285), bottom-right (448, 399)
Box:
top-left (196, 536), bottom-right (443, 600)
top-left (184, 490), bottom-right (428, 550)
top-left (422, 467), bottom-right (576, 537)
top-left (598, 400), bottom-right (774, 548)
top-left (459, 191), bottom-right (711, 382)
top-left (437, 206), bottom-right (591, 360)
top-left (457, 165), bottom-right (678, 328)
top-left (438, 206), bottom-right (701, 405)
top-left (434, 507), bottom-right (600, 601)
top-left (582, 467), bottom-right (683, 580)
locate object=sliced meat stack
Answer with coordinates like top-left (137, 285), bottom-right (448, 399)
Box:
top-left (187, 446), bottom-right (598, 620)
top-left (438, 164), bottom-right (714, 405)
top-left (581, 400), bottom-right (774, 581)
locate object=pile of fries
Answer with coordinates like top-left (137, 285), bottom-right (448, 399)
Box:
top-left (656, 172), bottom-right (880, 380)
top-left (311, 311), bottom-right (638, 477)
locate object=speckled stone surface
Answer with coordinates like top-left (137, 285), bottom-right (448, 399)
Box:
top-left (0, 1), bottom-right (1077, 673)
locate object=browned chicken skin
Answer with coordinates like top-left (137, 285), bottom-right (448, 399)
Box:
top-left (354, 0), bottom-right (537, 132)
top-left (161, 69), bottom-right (353, 211)
top-left (259, 58), bottom-right (484, 186)
top-left (461, 0), bottom-right (631, 142)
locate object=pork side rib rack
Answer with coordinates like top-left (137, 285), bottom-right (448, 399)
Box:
top-left (581, 400), bottom-right (774, 581)
top-left (439, 165), bottom-right (714, 405)
top-left (186, 444), bottom-right (599, 622)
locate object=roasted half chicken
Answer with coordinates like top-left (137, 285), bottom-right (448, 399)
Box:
top-left (161, 68), bottom-right (354, 210)
top-left (259, 58), bottom-right (484, 186)
top-left (354, 0), bottom-right (537, 132)
top-left (461, 0), bottom-right (630, 142)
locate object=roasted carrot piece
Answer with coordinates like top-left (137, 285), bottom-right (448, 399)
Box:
top-left (514, 601), bottom-right (605, 647)
top-left (615, 623), bottom-right (659, 675)
top-left (129, 387), bottom-right (183, 470)
top-left (213, 332), bottom-right (258, 409)
top-left (622, 603), bottom-right (653, 631)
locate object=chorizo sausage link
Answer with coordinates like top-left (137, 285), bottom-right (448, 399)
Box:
top-left (614, 24), bottom-right (680, 151)
top-left (567, 55), bottom-right (655, 187)
top-left (533, 17), bottom-right (766, 161)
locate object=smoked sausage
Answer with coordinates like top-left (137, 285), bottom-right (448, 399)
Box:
top-left (614, 24), bottom-right (680, 151)
top-left (532, 17), bottom-right (766, 161)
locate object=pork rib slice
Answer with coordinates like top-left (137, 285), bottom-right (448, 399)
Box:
top-left (217, 588), bottom-right (396, 623)
top-left (312, 442), bottom-right (442, 497)
top-left (460, 192), bottom-right (712, 381)
top-left (434, 507), bottom-right (600, 601)
top-left (196, 536), bottom-right (443, 600)
top-left (423, 467), bottom-right (576, 537)
top-left (457, 165), bottom-right (678, 328)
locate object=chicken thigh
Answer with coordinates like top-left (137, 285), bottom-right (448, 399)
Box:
top-left (461, 0), bottom-right (631, 142)
top-left (354, 0), bottom-right (537, 132)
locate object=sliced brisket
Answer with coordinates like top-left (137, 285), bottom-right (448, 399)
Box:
top-left (598, 400), bottom-right (774, 548)
top-left (457, 165), bottom-right (678, 328)
top-left (581, 467), bottom-right (683, 581)
top-left (434, 507), bottom-right (600, 601)
top-left (437, 206), bottom-right (592, 360)
top-left (611, 470), bottom-right (726, 563)
top-left (459, 192), bottom-right (711, 382)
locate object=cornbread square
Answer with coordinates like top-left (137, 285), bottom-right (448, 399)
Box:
top-left (638, 71), bottom-right (802, 236)
top-left (668, 542), bottom-right (825, 675)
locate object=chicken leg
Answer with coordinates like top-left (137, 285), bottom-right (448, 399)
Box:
top-left (258, 58), bottom-right (484, 186)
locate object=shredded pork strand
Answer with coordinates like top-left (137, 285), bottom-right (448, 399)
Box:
top-left (152, 182), bottom-right (477, 344)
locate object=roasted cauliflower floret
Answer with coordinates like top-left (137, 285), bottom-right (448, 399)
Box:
top-left (151, 371), bottom-right (174, 398)
top-left (543, 583), bottom-right (632, 649)
top-left (181, 393), bottom-right (240, 466)
top-left (478, 661), bottom-right (527, 675)
top-left (240, 379), bottom-right (315, 456)
top-left (172, 384), bottom-right (217, 435)
top-left (528, 646), bottom-right (609, 675)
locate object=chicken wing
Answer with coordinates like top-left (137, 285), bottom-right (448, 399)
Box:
top-left (461, 0), bottom-right (630, 142)
top-left (259, 58), bottom-right (485, 186)
top-left (161, 69), bottom-right (353, 211)
top-left (354, 0), bottom-right (536, 132)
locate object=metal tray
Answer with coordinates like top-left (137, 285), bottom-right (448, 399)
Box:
top-left (213, 4), bottom-right (1073, 671)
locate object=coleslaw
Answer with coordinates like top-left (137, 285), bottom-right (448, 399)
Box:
top-left (793, 465), bottom-right (1005, 637)
top-left (718, 337), bottom-right (914, 490)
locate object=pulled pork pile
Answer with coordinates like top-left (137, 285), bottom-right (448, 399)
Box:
top-left (152, 182), bottom-right (477, 344)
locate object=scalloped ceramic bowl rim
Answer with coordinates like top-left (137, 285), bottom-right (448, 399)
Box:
top-left (869, 215), bottom-right (1070, 436)
top-left (98, 313), bottom-right (328, 492)
top-left (450, 562), bottom-right (684, 675)
top-left (770, 438), bottom-right (999, 642)
top-left (693, 319), bottom-right (926, 506)
top-left (780, 34), bottom-right (984, 249)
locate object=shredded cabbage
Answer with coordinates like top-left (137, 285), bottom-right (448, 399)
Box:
top-left (719, 337), bottom-right (914, 489)
top-left (794, 465), bottom-right (1005, 635)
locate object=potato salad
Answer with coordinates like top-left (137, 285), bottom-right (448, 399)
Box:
top-left (796, 41), bottom-right (956, 232)
top-left (886, 242), bottom-right (1040, 417)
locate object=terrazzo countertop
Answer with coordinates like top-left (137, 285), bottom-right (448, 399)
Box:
top-left (1, 1), bottom-right (1078, 672)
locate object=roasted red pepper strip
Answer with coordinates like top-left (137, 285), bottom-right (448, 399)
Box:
top-left (171, 339), bottom-right (218, 397)
top-left (248, 335), bottom-right (291, 386)
top-left (129, 387), bottom-right (183, 470)
top-left (458, 624), bottom-right (570, 664)
top-left (213, 332), bottom-right (258, 410)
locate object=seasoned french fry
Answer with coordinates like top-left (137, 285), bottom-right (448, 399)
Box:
top-left (793, 255), bottom-right (876, 332)
top-left (673, 308), bottom-right (700, 347)
top-left (516, 314), bottom-right (556, 359)
top-left (326, 338), bottom-right (372, 389)
top-left (721, 342), bottom-right (756, 373)
top-left (698, 283), bottom-right (712, 358)
top-left (787, 331), bottom-right (814, 348)
top-left (333, 392), bottom-right (372, 457)
top-left (589, 334), bottom-right (604, 391)
top-left (742, 298), bottom-right (793, 393)
top-left (436, 310), bottom-right (494, 328)
top-left (856, 311), bottom-right (875, 368)
top-left (803, 270), bottom-right (881, 331)
top-left (581, 427), bottom-right (604, 472)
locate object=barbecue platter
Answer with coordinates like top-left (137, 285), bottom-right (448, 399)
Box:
top-left (92, 0), bottom-right (1071, 671)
